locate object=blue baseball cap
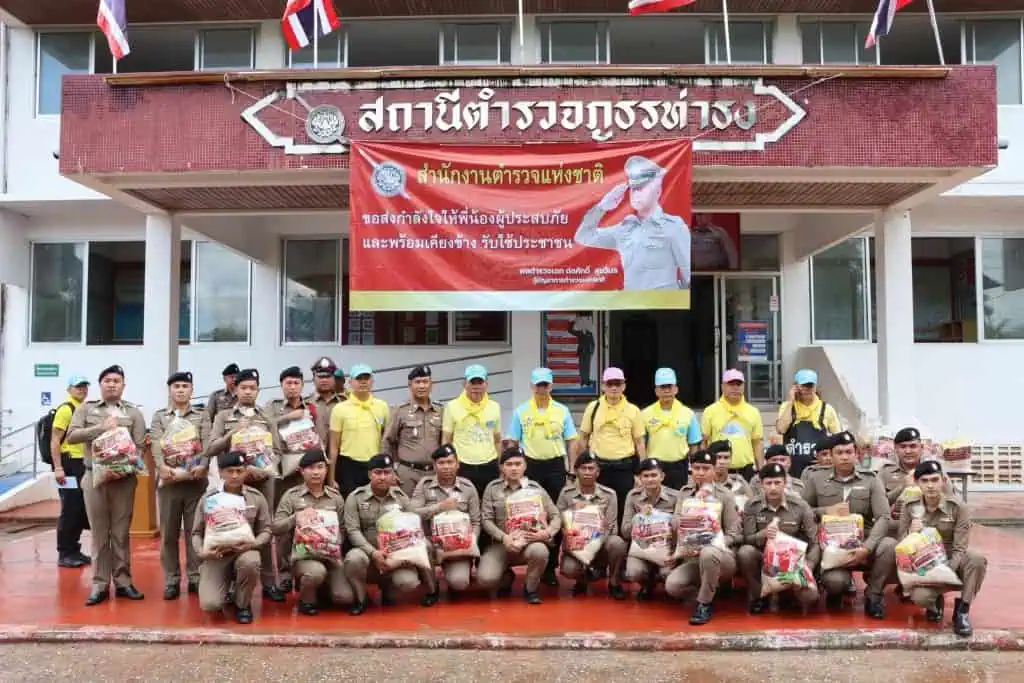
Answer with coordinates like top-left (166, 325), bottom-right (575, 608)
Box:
top-left (67, 375), bottom-right (90, 388)
top-left (465, 364), bottom-right (488, 381)
top-left (654, 368), bottom-right (677, 386)
top-left (794, 369), bottom-right (818, 385)
top-left (349, 364), bottom-right (374, 379)
top-left (531, 367), bottom-right (554, 385)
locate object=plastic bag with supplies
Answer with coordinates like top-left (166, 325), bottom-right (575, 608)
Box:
top-left (761, 521), bottom-right (816, 596)
top-left (292, 508), bottom-right (342, 562)
top-left (431, 510), bottom-right (479, 561)
top-left (202, 491), bottom-right (257, 553)
top-left (230, 424), bottom-right (277, 474)
top-left (160, 416), bottom-right (203, 470)
top-left (377, 509), bottom-right (431, 571)
top-left (896, 526), bottom-right (963, 590)
top-left (562, 504), bottom-right (605, 566)
top-left (673, 492), bottom-right (727, 560)
top-left (92, 426), bottom-right (145, 486)
top-left (504, 488), bottom-right (547, 535)
top-left (819, 513), bottom-right (865, 570)
top-left (628, 507), bottom-right (674, 565)
top-left (279, 417), bottom-right (321, 477)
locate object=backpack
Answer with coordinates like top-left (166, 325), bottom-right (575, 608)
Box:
top-left (36, 402), bottom-right (74, 466)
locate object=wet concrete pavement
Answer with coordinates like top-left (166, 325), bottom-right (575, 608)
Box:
top-left (0, 644), bottom-right (1021, 682)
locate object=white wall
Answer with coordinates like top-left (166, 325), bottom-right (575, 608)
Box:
top-left (954, 107), bottom-right (1024, 197)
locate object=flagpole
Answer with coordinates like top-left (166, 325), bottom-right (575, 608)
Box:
top-left (924, 0), bottom-right (945, 66)
top-left (721, 0), bottom-right (732, 64)
top-left (313, 1), bottom-right (320, 68)
top-left (517, 0), bottom-right (525, 63)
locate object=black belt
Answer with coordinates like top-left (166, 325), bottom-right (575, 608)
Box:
top-left (397, 459), bottom-right (433, 472)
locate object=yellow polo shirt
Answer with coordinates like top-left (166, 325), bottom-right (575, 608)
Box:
top-left (701, 396), bottom-right (764, 469)
top-left (329, 396), bottom-right (390, 463)
top-left (443, 398), bottom-right (502, 466)
top-left (52, 396), bottom-right (85, 460)
top-left (581, 398), bottom-right (644, 461)
top-left (777, 397), bottom-right (841, 434)
top-left (641, 400), bottom-right (701, 463)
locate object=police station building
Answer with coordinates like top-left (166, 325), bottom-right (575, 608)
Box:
top-left (0, 1), bottom-right (1021, 492)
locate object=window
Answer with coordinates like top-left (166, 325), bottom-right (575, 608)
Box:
top-left (86, 242), bottom-right (145, 345)
top-left (199, 29), bottom-right (254, 70)
top-left (740, 234), bottom-right (780, 271)
top-left (966, 20), bottom-right (1023, 105)
top-left (910, 238), bottom-right (977, 343)
top-left (283, 239), bottom-right (340, 343)
top-left (810, 237), bottom-right (869, 341)
top-left (706, 22), bottom-right (772, 64)
top-left (801, 21), bottom-right (876, 65)
top-left (194, 242), bottom-right (250, 343)
top-left (347, 20), bottom-right (441, 67)
top-left (878, 16), bottom-right (959, 66)
top-left (37, 33), bottom-right (101, 116)
top-left (116, 28), bottom-right (196, 73)
top-left (290, 31), bottom-right (344, 68)
top-left (981, 238), bottom-right (1024, 340)
top-left (541, 21), bottom-right (609, 64)
top-left (454, 312), bottom-right (508, 343)
top-left (30, 243), bottom-right (85, 342)
top-left (441, 23), bottom-right (511, 65)
top-left (609, 17), bottom-right (704, 65)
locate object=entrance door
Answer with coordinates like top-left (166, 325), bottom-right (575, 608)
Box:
top-left (716, 275), bottom-right (781, 404)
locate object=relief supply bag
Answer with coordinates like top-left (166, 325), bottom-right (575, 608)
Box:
top-left (377, 509), bottom-right (431, 571)
top-left (504, 488), bottom-right (547, 535)
top-left (628, 508), bottom-right (674, 566)
top-left (161, 416), bottom-right (202, 471)
top-left (431, 510), bottom-right (479, 561)
top-left (279, 416), bottom-right (321, 478)
top-left (562, 504), bottom-right (606, 566)
top-left (673, 493), bottom-right (727, 560)
top-left (230, 424), bottom-right (277, 474)
top-left (762, 527), bottom-right (816, 597)
top-left (202, 491), bottom-right (257, 553)
top-left (896, 527), bottom-right (963, 591)
top-left (819, 513), bottom-right (865, 570)
top-left (292, 509), bottom-right (342, 562)
top-left (92, 426), bottom-right (144, 486)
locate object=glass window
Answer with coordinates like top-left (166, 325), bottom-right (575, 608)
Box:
top-left (347, 20), bottom-right (440, 68)
top-left (283, 239), bottom-right (340, 343)
top-left (811, 237), bottom-right (869, 341)
top-left (179, 242), bottom-right (192, 343)
top-left (454, 312), bottom-right (508, 343)
top-left (707, 22), bottom-right (771, 64)
top-left (967, 20), bottom-right (1023, 105)
top-left (878, 16), bottom-right (959, 66)
top-left (116, 28), bottom-right (196, 73)
top-left (801, 22), bottom-right (876, 65)
top-left (542, 22), bottom-right (609, 64)
top-left (910, 238), bottom-right (977, 343)
top-left (610, 17), bottom-right (704, 65)
top-left (37, 33), bottom-right (91, 116)
top-left (86, 241), bottom-right (145, 345)
top-left (442, 23), bottom-right (510, 64)
top-left (740, 234), bottom-right (780, 271)
top-left (194, 242), bottom-right (250, 342)
top-left (290, 31), bottom-right (344, 68)
top-left (982, 238), bottom-right (1024, 340)
top-left (30, 243), bottom-right (85, 342)
top-left (200, 29), bottom-right (253, 70)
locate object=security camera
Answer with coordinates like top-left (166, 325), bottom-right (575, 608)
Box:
top-left (52, 151), bottom-right (59, 160)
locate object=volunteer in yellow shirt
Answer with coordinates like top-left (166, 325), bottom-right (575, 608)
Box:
top-left (329, 363), bottom-right (390, 496)
top-left (701, 368), bottom-right (764, 481)
top-left (641, 367), bottom-right (701, 490)
top-left (51, 375), bottom-right (91, 569)
top-left (443, 364), bottom-right (502, 499)
top-left (579, 367), bottom-right (645, 520)
top-left (774, 368), bottom-right (841, 478)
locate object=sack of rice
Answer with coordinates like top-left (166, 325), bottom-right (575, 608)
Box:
top-left (292, 508), bottom-right (342, 562)
top-left (674, 496), bottom-right (727, 559)
top-left (377, 509), bottom-right (431, 571)
top-left (202, 491), bottom-right (256, 553)
top-left (562, 504), bottom-right (605, 566)
top-left (628, 507), bottom-right (674, 566)
top-left (504, 488), bottom-right (547, 535)
top-left (431, 510), bottom-right (479, 560)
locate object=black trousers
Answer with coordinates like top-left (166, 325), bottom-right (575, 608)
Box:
top-left (459, 461), bottom-right (500, 501)
top-left (526, 457), bottom-right (567, 574)
top-left (336, 455), bottom-right (370, 497)
top-left (56, 455), bottom-right (90, 556)
top-left (661, 460), bottom-right (688, 491)
top-left (730, 464), bottom-right (756, 482)
top-left (597, 456), bottom-right (638, 523)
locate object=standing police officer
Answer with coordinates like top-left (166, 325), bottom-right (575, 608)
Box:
top-left (206, 363), bottom-right (239, 422)
top-left (384, 365), bottom-right (443, 496)
top-left (307, 357), bottom-right (345, 445)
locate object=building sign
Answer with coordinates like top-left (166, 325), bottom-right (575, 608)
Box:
top-left (34, 364), bottom-right (60, 378)
top-left (241, 77), bottom-right (806, 156)
top-left (542, 312), bottom-right (601, 399)
top-left (349, 138), bottom-right (692, 311)
top-left (736, 321), bottom-right (769, 362)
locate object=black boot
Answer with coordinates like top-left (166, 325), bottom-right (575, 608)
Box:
top-left (421, 590), bottom-right (439, 607)
top-left (953, 599), bottom-right (973, 637)
top-left (541, 568), bottom-right (559, 587)
top-left (348, 598), bottom-right (368, 616)
top-left (748, 598), bottom-right (768, 615)
top-left (297, 601), bottom-right (318, 616)
top-left (689, 601), bottom-right (713, 626)
top-left (925, 594), bottom-right (945, 623)
top-left (524, 590), bottom-right (542, 605)
top-left (572, 580), bottom-right (588, 597)
top-left (263, 585), bottom-right (286, 603)
top-left (864, 594), bottom-right (886, 620)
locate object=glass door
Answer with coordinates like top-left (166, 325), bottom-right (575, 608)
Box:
top-left (715, 274), bottom-right (781, 404)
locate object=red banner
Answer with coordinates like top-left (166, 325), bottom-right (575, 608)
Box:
top-left (350, 139), bottom-right (693, 311)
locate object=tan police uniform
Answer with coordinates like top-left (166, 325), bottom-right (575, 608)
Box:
top-left (750, 473), bottom-right (806, 496)
top-left (206, 388), bottom-right (237, 422)
top-left (385, 400), bottom-right (444, 496)
top-left (556, 482), bottom-right (626, 582)
top-left (150, 404), bottom-right (212, 589)
top-left (738, 492), bottom-right (820, 604)
top-left (801, 467), bottom-right (896, 598)
top-left (620, 485), bottom-right (679, 583)
top-left (209, 404), bottom-right (282, 588)
top-left (191, 485), bottom-right (271, 612)
top-left (409, 474), bottom-right (481, 591)
top-left (664, 483), bottom-right (741, 603)
top-left (272, 484), bottom-right (354, 607)
top-left (801, 464), bottom-right (828, 484)
top-left (342, 484), bottom-right (430, 603)
top-left (66, 399), bottom-right (147, 591)
top-left (478, 478), bottom-right (562, 594)
top-left (306, 391), bottom-right (345, 445)
top-left (718, 473), bottom-right (754, 503)
top-left (897, 496), bottom-right (987, 607)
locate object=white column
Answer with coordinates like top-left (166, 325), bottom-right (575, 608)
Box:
top-left (512, 15), bottom-right (540, 65)
top-left (509, 311), bottom-right (541, 409)
top-left (874, 210), bottom-right (916, 426)
top-left (0, 209), bottom-right (29, 287)
top-left (254, 21), bottom-right (287, 69)
top-left (144, 214), bottom-right (182, 384)
top-left (772, 15), bottom-right (802, 65)
top-left (779, 230), bottom-right (812, 384)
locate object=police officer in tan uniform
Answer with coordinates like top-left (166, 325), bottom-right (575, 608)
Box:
top-left (66, 365), bottom-right (148, 606)
top-left (750, 444), bottom-right (806, 496)
top-left (409, 443), bottom-right (481, 604)
top-left (307, 357), bottom-right (345, 445)
top-left (385, 365), bottom-right (443, 496)
top-left (206, 363), bottom-right (239, 422)
top-left (272, 449), bottom-right (353, 616)
top-left (665, 450), bottom-right (741, 626)
top-left (192, 450), bottom-right (271, 624)
top-left (709, 440), bottom-right (754, 502)
top-left (620, 457), bottom-right (679, 599)
top-left (478, 447), bottom-right (561, 605)
top-left (343, 453), bottom-right (434, 615)
top-left (739, 462), bottom-right (820, 614)
top-left (557, 451), bottom-right (627, 599)
top-left (801, 435), bottom-right (836, 484)
top-left (208, 368), bottom-right (285, 603)
top-left (150, 371), bottom-right (212, 600)
top-left (802, 430), bottom-right (895, 618)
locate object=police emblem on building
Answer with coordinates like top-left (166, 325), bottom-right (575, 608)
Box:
top-left (305, 104), bottom-right (345, 144)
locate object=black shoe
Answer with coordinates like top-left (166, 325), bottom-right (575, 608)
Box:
top-left (588, 566), bottom-right (607, 581)
top-left (163, 585), bottom-right (181, 601)
top-left (826, 593), bottom-right (844, 611)
top-left (609, 584), bottom-right (627, 601)
top-left (187, 581), bottom-right (199, 595)
top-left (926, 595), bottom-right (945, 623)
top-left (348, 599), bottom-right (368, 616)
top-left (58, 554), bottom-right (88, 569)
top-left (85, 587), bottom-right (109, 606)
top-left (236, 607), bottom-right (253, 624)
top-left (689, 602), bottom-right (713, 626)
top-left (541, 569), bottom-right (559, 587)
top-left (73, 551), bottom-right (92, 565)
top-left (864, 594), bottom-right (886, 620)
top-left (524, 590), bottom-right (542, 605)
top-left (279, 577), bottom-right (293, 593)
top-left (497, 569), bottom-right (515, 598)
top-left (953, 599), bottom-right (973, 637)
top-left (262, 585), bottom-right (286, 603)
top-left (749, 598), bottom-right (768, 615)
top-left (298, 601), bottom-right (318, 616)
top-left (421, 591), bottom-right (439, 607)
top-left (115, 585), bottom-right (145, 600)
top-left (637, 584), bottom-right (654, 601)
top-left (572, 580), bottom-right (588, 597)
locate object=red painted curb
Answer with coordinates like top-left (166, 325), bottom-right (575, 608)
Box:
top-left (0, 625), bottom-right (1021, 650)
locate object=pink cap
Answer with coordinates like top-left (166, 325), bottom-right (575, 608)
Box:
top-left (722, 369), bottom-right (745, 383)
top-left (602, 367), bottom-right (626, 382)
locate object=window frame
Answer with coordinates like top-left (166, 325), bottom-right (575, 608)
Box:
top-left (963, 17), bottom-right (1024, 105)
top-left (975, 234), bottom-right (1024, 343)
top-left (280, 237), bottom-right (342, 345)
top-left (704, 20), bottom-right (773, 65)
top-left (808, 235), bottom-right (873, 344)
top-left (449, 312), bottom-right (512, 346)
top-left (440, 22), bottom-right (511, 66)
top-left (191, 240), bottom-right (253, 346)
top-left (35, 31), bottom-right (97, 118)
top-left (286, 27), bottom-right (348, 68)
top-left (28, 240), bottom-right (89, 346)
top-left (540, 20), bottom-right (611, 65)
top-left (198, 27), bottom-right (256, 71)
top-left (800, 20), bottom-right (881, 66)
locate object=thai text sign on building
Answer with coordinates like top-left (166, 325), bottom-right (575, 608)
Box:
top-left (349, 139), bottom-right (693, 311)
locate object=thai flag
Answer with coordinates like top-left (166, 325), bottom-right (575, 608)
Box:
top-left (96, 0), bottom-right (130, 61)
top-left (865, 0), bottom-right (914, 48)
top-left (628, 0), bottom-right (696, 15)
top-left (282, 0), bottom-right (342, 52)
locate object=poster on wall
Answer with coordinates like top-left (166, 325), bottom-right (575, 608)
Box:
top-left (542, 311), bottom-right (600, 398)
top-left (349, 138), bottom-right (693, 311)
top-left (692, 213), bottom-right (741, 271)
top-left (736, 321), bottom-right (769, 362)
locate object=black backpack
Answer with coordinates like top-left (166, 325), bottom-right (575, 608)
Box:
top-left (36, 402), bottom-right (74, 466)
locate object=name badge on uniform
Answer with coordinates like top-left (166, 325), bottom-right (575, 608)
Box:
top-left (358, 501), bottom-right (371, 511)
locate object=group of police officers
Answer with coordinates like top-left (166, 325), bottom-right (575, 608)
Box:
top-left (49, 357), bottom-right (984, 635)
